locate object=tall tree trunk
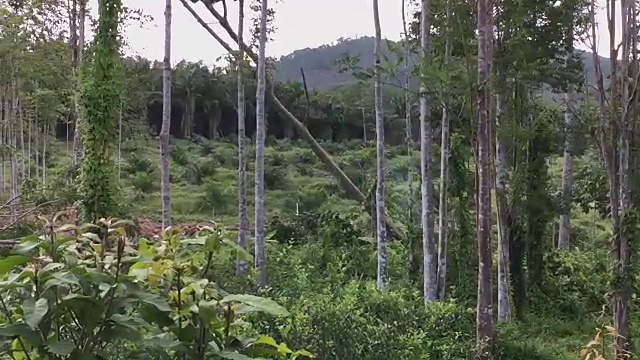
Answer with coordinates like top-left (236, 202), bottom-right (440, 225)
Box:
top-left (401, 0), bottom-right (413, 222)
top-left (495, 83), bottom-right (511, 321)
top-left (160, 0), bottom-right (172, 229)
top-left (72, 0), bottom-right (86, 168)
top-left (254, 0), bottom-right (268, 287)
top-left (9, 83), bottom-right (19, 222)
top-left (557, 33), bottom-right (576, 250)
top-left (236, 0), bottom-right (249, 275)
top-left (420, 0), bottom-right (437, 302)
top-left (437, 0), bottom-right (452, 301)
top-left (373, 0), bottom-right (387, 290)
top-left (476, 0), bottom-right (494, 354)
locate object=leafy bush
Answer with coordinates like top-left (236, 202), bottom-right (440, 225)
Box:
top-left (0, 219), bottom-right (310, 359)
top-left (254, 282), bottom-right (474, 359)
top-left (124, 153), bottom-right (154, 175)
top-left (536, 249), bottom-right (610, 318)
top-left (131, 171), bottom-right (159, 194)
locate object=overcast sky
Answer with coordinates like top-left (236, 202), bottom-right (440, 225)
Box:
top-left (104, 0), bottom-right (618, 65)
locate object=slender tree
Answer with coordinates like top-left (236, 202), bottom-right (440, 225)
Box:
top-left (436, 0), bottom-right (452, 301)
top-left (159, 0), bottom-right (172, 229)
top-left (420, 0), bottom-right (437, 302)
top-left (372, 0), bottom-right (387, 289)
top-left (255, 0), bottom-right (268, 287)
top-left (557, 13), bottom-right (576, 250)
top-left (72, 0), bottom-right (86, 168)
top-left (476, 0), bottom-right (494, 354)
top-left (237, 0), bottom-right (249, 275)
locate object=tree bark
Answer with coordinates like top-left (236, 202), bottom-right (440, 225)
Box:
top-left (495, 85), bottom-right (511, 321)
top-left (420, 0), bottom-right (437, 302)
top-left (476, 0), bottom-right (494, 354)
top-left (436, 0), bottom-right (452, 300)
top-left (160, 0), bottom-right (173, 229)
top-left (372, 0), bottom-right (387, 290)
top-left (72, 0), bottom-right (86, 168)
top-left (557, 87), bottom-right (575, 250)
top-left (236, 0), bottom-right (249, 276)
top-left (254, 0), bottom-right (268, 288)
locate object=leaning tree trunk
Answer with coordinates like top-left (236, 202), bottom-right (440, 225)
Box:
top-left (180, 0), bottom-right (405, 241)
top-left (160, 0), bottom-right (172, 229)
top-left (254, 0), bottom-right (268, 288)
top-left (436, 0), bottom-right (452, 300)
top-left (420, 0), bottom-right (437, 302)
top-left (476, 0), bottom-right (494, 355)
top-left (236, 0), bottom-right (249, 276)
top-left (372, 0), bottom-right (387, 290)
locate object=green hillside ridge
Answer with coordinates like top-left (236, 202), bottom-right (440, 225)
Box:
top-left (274, 36), bottom-right (611, 94)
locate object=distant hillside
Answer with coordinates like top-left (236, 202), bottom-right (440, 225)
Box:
top-left (274, 37), bottom-right (611, 95)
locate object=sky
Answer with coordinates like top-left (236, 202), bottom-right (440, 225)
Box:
top-left (104, 0), bottom-right (619, 65)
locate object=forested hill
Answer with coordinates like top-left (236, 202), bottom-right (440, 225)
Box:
top-left (274, 36), bottom-right (611, 91)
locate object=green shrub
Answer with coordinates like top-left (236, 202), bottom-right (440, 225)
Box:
top-left (254, 282), bottom-right (474, 360)
top-left (131, 171), bottom-right (158, 193)
top-left (124, 153), bottom-right (154, 175)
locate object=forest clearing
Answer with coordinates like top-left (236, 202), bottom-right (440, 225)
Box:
top-left (0, 0), bottom-right (635, 358)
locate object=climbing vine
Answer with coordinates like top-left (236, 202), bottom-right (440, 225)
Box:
top-left (79, 0), bottom-right (124, 221)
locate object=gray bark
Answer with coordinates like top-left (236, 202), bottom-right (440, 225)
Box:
top-left (373, 0), bottom-right (387, 290)
top-left (495, 88), bottom-right (511, 321)
top-left (557, 88), bottom-right (575, 250)
top-left (160, 0), bottom-right (173, 229)
top-left (236, 0), bottom-right (248, 275)
top-left (436, 0), bottom-right (452, 301)
top-left (420, 0), bottom-right (437, 302)
top-left (72, 0), bottom-right (86, 167)
top-left (255, 0), bottom-right (268, 288)
top-left (476, 0), bottom-right (494, 354)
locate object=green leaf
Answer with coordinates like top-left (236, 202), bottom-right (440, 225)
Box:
top-left (47, 338), bottom-right (75, 356)
top-left (40, 262), bottom-right (64, 275)
top-left (134, 292), bottom-right (171, 312)
top-left (24, 298), bottom-right (48, 329)
top-left (11, 241), bottom-right (40, 255)
top-left (146, 333), bottom-right (180, 349)
top-left (215, 351), bottom-right (256, 360)
top-left (220, 294), bottom-right (289, 317)
top-left (0, 255), bottom-right (31, 275)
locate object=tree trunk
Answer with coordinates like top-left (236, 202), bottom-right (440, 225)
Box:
top-left (72, 0), bottom-right (86, 168)
top-left (254, 0), bottom-right (268, 288)
top-left (180, 0), bottom-right (405, 241)
top-left (495, 85), bottom-right (511, 321)
top-left (236, 0), bottom-right (249, 276)
top-left (476, 0), bottom-right (494, 354)
top-left (557, 89), bottom-right (575, 250)
top-left (436, 0), bottom-right (451, 300)
top-left (9, 84), bottom-right (19, 222)
top-left (420, 0), bottom-right (437, 302)
top-left (373, 0), bottom-right (387, 290)
top-left (160, 0), bottom-right (172, 229)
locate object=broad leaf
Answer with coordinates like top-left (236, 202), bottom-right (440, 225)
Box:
top-left (24, 298), bottom-right (49, 329)
top-left (11, 241), bottom-right (40, 255)
top-left (0, 255), bottom-right (31, 275)
top-left (216, 350), bottom-right (256, 360)
top-left (47, 338), bottom-right (75, 356)
top-left (220, 294), bottom-right (289, 317)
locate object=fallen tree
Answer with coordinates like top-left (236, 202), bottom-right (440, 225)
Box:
top-left (180, 0), bottom-right (404, 240)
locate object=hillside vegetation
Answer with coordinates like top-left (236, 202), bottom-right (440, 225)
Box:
top-left (0, 0), bottom-right (636, 359)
